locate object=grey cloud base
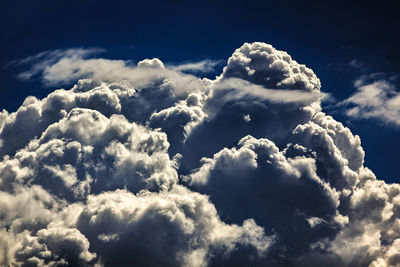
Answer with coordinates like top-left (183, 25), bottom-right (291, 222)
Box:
top-left (0, 42), bottom-right (399, 266)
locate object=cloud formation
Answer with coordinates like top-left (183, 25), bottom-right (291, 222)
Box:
top-left (1, 42), bottom-right (400, 266)
top-left (339, 76), bottom-right (400, 127)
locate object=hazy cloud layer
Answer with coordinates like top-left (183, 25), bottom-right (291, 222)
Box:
top-left (1, 42), bottom-right (400, 266)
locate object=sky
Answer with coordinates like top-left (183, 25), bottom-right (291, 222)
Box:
top-left (1, 1), bottom-right (400, 266)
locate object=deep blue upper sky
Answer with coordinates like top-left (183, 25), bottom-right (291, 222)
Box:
top-left (1, 0), bottom-right (399, 182)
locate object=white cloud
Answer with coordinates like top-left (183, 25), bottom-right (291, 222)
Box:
top-left (0, 42), bottom-right (400, 266)
top-left (170, 59), bottom-right (223, 73)
top-left (15, 48), bottom-right (105, 80)
top-left (75, 186), bottom-right (275, 266)
top-left (14, 49), bottom-right (214, 98)
top-left (219, 42), bottom-right (321, 92)
top-left (339, 78), bottom-right (400, 127)
top-left (209, 77), bottom-right (325, 119)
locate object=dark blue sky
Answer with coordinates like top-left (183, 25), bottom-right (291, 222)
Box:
top-left (1, 0), bottom-right (399, 182)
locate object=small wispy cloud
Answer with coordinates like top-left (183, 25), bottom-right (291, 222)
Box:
top-left (214, 77), bottom-right (328, 104)
top-left (169, 59), bottom-right (224, 73)
top-left (347, 59), bottom-right (365, 70)
top-left (7, 48), bottom-right (223, 92)
top-left (337, 74), bottom-right (400, 127)
top-left (12, 48), bottom-right (105, 80)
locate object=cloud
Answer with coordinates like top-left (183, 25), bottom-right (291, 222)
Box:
top-left (76, 186), bottom-right (275, 266)
top-left (13, 49), bottom-right (214, 97)
top-left (14, 48), bottom-right (105, 80)
top-left (219, 42), bottom-right (321, 92)
top-left (185, 134), bottom-right (342, 260)
top-left (348, 59), bottom-right (366, 70)
top-left (170, 59), bottom-right (224, 74)
top-left (210, 78), bottom-right (326, 117)
top-left (1, 42), bottom-right (400, 266)
top-left (338, 76), bottom-right (400, 127)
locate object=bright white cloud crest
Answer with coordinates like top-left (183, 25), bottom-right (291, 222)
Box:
top-left (1, 42), bottom-right (399, 266)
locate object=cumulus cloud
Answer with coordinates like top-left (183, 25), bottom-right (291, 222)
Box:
top-left (219, 42), bottom-right (321, 92)
top-left (339, 76), bottom-right (400, 127)
top-left (1, 42), bottom-right (400, 266)
top-left (76, 186), bottom-right (274, 266)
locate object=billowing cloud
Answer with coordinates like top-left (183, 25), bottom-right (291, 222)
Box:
top-left (1, 42), bottom-right (400, 266)
top-left (219, 42), bottom-right (321, 92)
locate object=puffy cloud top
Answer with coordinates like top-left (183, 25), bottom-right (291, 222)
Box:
top-left (220, 42), bottom-right (321, 92)
top-left (0, 42), bottom-right (399, 266)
